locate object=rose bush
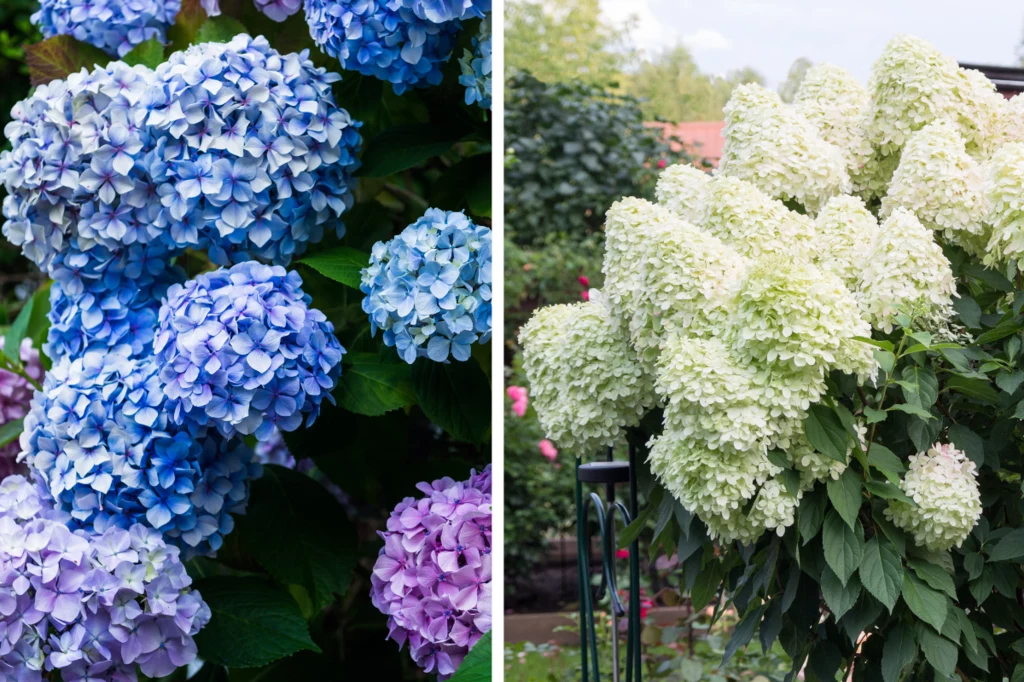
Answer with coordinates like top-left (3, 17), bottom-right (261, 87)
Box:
top-left (522, 35), bottom-right (1024, 681)
top-left (0, 0), bottom-right (491, 679)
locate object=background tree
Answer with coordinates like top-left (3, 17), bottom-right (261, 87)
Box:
top-left (778, 56), bottom-right (813, 103)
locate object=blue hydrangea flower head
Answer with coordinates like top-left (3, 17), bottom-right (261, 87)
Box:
top-left (458, 16), bottom-right (491, 109)
top-left (402, 0), bottom-right (490, 25)
top-left (303, 0), bottom-right (462, 94)
top-left (361, 208), bottom-right (491, 364)
top-left (21, 346), bottom-right (261, 556)
top-left (32, 0), bottom-right (182, 58)
top-left (0, 476), bottom-right (211, 680)
top-left (155, 261), bottom-right (346, 441)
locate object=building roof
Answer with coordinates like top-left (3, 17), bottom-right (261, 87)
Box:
top-left (646, 121), bottom-right (726, 167)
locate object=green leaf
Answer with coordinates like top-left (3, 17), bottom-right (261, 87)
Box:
top-left (986, 527), bottom-right (1024, 561)
top-left (0, 418), bottom-right (23, 449)
top-left (804, 404), bottom-right (849, 463)
top-left (121, 37), bottom-right (165, 68)
top-left (412, 358), bottom-right (491, 445)
top-left (901, 570), bottom-right (947, 633)
top-left (887, 403), bottom-right (934, 420)
top-left (236, 466), bottom-right (357, 612)
top-left (908, 559), bottom-right (956, 599)
top-left (874, 349), bottom-right (896, 374)
top-left (448, 632), bottom-right (491, 682)
top-left (166, 0), bottom-right (207, 50)
top-left (946, 375), bottom-right (1000, 403)
top-left (300, 247), bottom-right (371, 290)
top-left (954, 296), bottom-right (982, 328)
top-left (974, 321), bottom-right (1022, 344)
top-left (194, 577), bottom-right (321, 668)
top-left (822, 511), bottom-right (863, 586)
top-left (997, 370), bottom-right (1024, 395)
top-left (195, 15), bottom-right (248, 43)
top-left (946, 424), bottom-right (984, 466)
top-left (1013, 664), bottom-right (1024, 682)
top-left (821, 565), bottom-right (861, 620)
top-left (864, 479), bottom-right (916, 507)
top-left (722, 604), bottom-right (763, 665)
top-left (360, 124), bottom-right (462, 177)
top-left (915, 623), bottom-right (958, 678)
top-left (798, 485), bottom-right (826, 545)
top-left (25, 35), bottom-right (111, 86)
top-left (617, 502), bottom-right (653, 549)
top-left (868, 444), bottom-right (905, 483)
top-left (4, 294), bottom-right (35, 363)
top-left (964, 552), bottom-right (984, 580)
top-left (335, 352), bottom-right (416, 416)
top-left (881, 624), bottom-right (916, 682)
top-left (430, 154), bottom-right (492, 218)
top-left (900, 365), bottom-right (938, 407)
top-left (690, 560), bottom-right (724, 612)
top-left (860, 536), bottom-right (903, 612)
top-left (826, 468), bottom-right (862, 529)
top-left (864, 406), bottom-right (887, 424)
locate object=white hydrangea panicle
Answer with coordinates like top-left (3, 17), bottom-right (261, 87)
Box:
top-left (698, 176), bottom-right (818, 263)
top-left (856, 208), bottom-right (956, 333)
top-left (518, 291), bottom-right (655, 455)
top-left (1000, 95), bottom-right (1024, 144)
top-left (866, 35), bottom-right (1001, 158)
top-left (647, 432), bottom-right (780, 544)
top-left (727, 257), bottom-right (876, 380)
top-left (602, 198), bottom-right (677, 319)
top-left (884, 442), bottom-right (982, 551)
top-left (747, 479), bottom-right (800, 538)
top-left (848, 138), bottom-right (902, 205)
top-left (655, 163), bottom-right (711, 223)
top-left (958, 67), bottom-right (1010, 158)
top-left (794, 63), bottom-right (870, 157)
top-left (719, 83), bottom-right (849, 215)
top-left (629, 219), bottom-right (746, 368)
top-left (814, 195), bottom-right (880, 290)
top-left (654, 335), bottom-right (769, 453)
top-left (882, 121), bottom-right (988, 256)
top-left (984, 142), bottom-right (1024, 270)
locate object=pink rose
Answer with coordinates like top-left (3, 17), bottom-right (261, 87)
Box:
top-left (507, 386), bottom-right (529, 417)
top-left (578, 275), bottom-right (590, 287)
top-left (538, 439), bottom-right (558, 461)
top-left (581, 291), bottom-right (590, 301)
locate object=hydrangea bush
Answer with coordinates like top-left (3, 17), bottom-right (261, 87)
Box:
top-left (2, 0), bottom-right (491, 678)
top-left (521, 34), bottom-right (1024, 681)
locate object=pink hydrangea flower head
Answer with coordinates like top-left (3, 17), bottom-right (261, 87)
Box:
top-left (370, 465), bottom-right (492, 680)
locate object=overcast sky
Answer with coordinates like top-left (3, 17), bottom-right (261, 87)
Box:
top-left (598, 0), bottom-right (1024, 88)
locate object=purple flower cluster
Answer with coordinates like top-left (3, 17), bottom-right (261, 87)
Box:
top-left (304, 0), bottom-right (463, 94)
top-left (254, 426), bottom-right (296, 468)
top-left (31, 0), bottom-right (182, 58)
top-left (202, 0), bottom-right (303, 22)
top-left (155, 262), bottom-right (344, 441)
top-left (362, 208), bottom-right (492, 364)
top-left (0, 35), bottom-right (362, 280)
top-left (21, 347), bottom-right (261, 556)
top-left (370, 465), bottom-right (492, 679)
top-left (0, 338), bottom-right (44, 479)
top-left (0, 476), bottom-right (210, 681)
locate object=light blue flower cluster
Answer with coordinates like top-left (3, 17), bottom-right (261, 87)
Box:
top-left (402, 0), bottom-right (490, 23)
top-left (155, 262), bottom-right (345, 441)
top-left (0, 476), bottom-right (210, 681)
top-left (0, 35), bottom-right (361, 279)
top-left (303, 0), bottom-right (463, 94)
top-left (459, 16), bottom-right (491, 109)
top-left (362, 208), bottom-right (491, 364)
top-left (31, 0), bottom-right (182, 58)
top-left (21, 346), bottom-right (261, 555)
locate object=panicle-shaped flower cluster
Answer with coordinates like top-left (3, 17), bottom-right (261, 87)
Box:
top-left (885, 443), bottom-right (982, 551)
top-left (362, 209), bottom-right (492, 364)
top-left (813, 195), bottom-right (880, 290)
top-left (155, 262), bottom-right (344, 440)
top-left (882, 121), bottom-right (988, 255)
top-left (518, 291), bottom-right (655, 455)
top-left (370, 466), bottom-right (492, 680)
top-left (21, 346), bottom-right (261, 556)
top-left (654, 163), bottom-right (710, 224)
top-left (856, 208), bottom-right (957, 332)
top-left (32, 0), bottom-right (181, 58)
top-left (0, 338), bottom-right (43, 478)
top-left (793, 63), bottom-right (870, 156)
top-left (0, 476), bottom-right (210, 681)
top-left (719, 83), bottom-right (849, 214)
top-left (983, 142), bottom-right (1024, 270)
top-left (459, 16), bottom-right (492, 109)
top-left (0, 35), bottom-right (362, 276)
top-left (304, 0), bottom-right (462, 94)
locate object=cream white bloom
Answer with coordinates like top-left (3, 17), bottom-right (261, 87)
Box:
top-left (518, 291), bottom-right (655, 455)
top-left (984, 142), bottom-right (1024, 270)
top-left (602, 198), bottom-right (677, 319)
top-left (699, 176), bottom-right (818, 263)
top-left (655, 163), bottom-right (711, 223)
top-left (629, 219), bottom-right (746, 368)
top-left (719, 83), bottom-right (849, 214)
top-left (856, 208), bottom-right (956, 332)
top-left (747, 479), bottom-right (800, 538)
top-left (814, 195), bottom-right (880, 290)
top-left (794, 63), bottom-right (870, 158)
top-left (882, 121), bottom-right (988, 256)
top-left (885, 443), bottom-right (982, 551)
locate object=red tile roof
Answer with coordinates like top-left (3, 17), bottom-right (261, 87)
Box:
top-left (646, 121), bottom-right (726, 167)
